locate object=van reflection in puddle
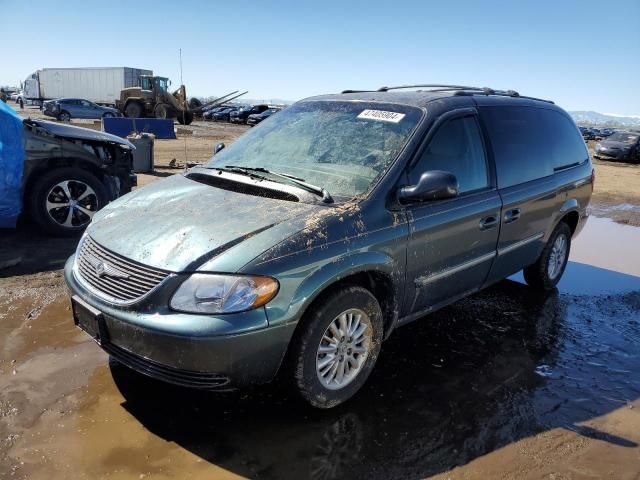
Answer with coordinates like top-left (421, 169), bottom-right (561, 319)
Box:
top-left (111, 262), bottom-right (640, 480)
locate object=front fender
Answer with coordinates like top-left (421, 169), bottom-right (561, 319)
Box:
top-left (262, 249), bottom-right (403, 328)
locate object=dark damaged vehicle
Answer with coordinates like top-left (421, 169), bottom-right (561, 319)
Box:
top-left (65, 84), bottom-right (592, 408)
top-left (247, 107), bottom-right (280, 126)
top-left (23, 119), bottom-right (136, 235)
top-left (594, 130), bottom-right (640, 163)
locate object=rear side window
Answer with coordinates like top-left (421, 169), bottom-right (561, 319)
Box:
top-left (538, 109), bottom-right (589, 170)
top-left (410, 116), bottom-right (489, 194)
top-left (480, 106), bottom-right (551, 188)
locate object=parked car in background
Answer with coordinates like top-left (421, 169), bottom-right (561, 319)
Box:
top-left (22, 119), bottom-right (136, 235)
top-left (579, 127), bottom-right (597, 141)
top-left (230, 104), bottom-right (270, 124)
top-left (247, 108), bottom-right (281, 126)
top-left (212, 106), bottom-right (240, 122)
top-left (43, 98), bottom-right (122, 121)
top-left (594, 131), bottom-right (640, 163)
top-left (203, 106), bottom-right (229, 120)
top-left (9, 90), bottom-right (22, 102)
top-left (65, 85), bottom-right (592, 409)
top-left (599, 128), bottom-right (615, 138)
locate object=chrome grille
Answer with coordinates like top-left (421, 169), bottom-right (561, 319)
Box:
top-left (76, 236), bottom-right (170, 303)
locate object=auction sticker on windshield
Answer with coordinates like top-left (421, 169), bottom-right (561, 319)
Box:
top-left (357, 109), bottom-right (406, 123)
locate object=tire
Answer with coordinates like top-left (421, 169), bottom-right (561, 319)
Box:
top-left (188, 98), bottom-right (202, 109)
top-left (523, 221), bottom-right (571, 290)
top-left (124, 102), bottom-right (143, 118)
top-left (58, 111), bottom-right (71, 122)
top-left (289, 285), bottom-right (383, 409)
top-left (154, 103), bottom-right (171, 119)
top-left (27, 167), bottom-right (109, 236)
top-left (176, 111), bottom-right (194, 125)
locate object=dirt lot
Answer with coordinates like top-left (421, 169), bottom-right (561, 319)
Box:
top-left (1, 103), bottom-right (640, 479)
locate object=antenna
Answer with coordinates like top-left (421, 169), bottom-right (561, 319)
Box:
top-left (179, 48), bottom-right (188, 167)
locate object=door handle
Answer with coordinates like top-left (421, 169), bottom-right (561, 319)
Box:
top-left (504, 208), bottom-right (521, 224)
top-left (479, 215), bottom-right (499, 230)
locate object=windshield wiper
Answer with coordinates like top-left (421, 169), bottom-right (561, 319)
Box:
top-left (208, 166), bottom-right (269, 181)
top-left (224, 166), bottom-right (333, 203)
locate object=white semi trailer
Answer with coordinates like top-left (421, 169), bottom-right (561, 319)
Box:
top-left (23, 67), bottom-right (152, 106)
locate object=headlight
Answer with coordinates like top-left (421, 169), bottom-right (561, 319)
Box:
top-left (170, 274), bottom-right (279, 314)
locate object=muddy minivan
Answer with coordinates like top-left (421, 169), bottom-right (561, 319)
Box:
top-left (65, 85), bottom-right (593, 408)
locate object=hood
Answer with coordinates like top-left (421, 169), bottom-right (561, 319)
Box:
top-left (87, 173), bottom-right (320, 272)
top-left (26, 119), bottom-right (135, 148)
top-left (599, 140), bottom-right (633, 149)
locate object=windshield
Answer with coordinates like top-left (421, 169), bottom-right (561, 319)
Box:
top-left (608, 132), bottom-right (639, 144)
top-left (156, 78), bottom-right (168, 92)
top-left (206, 101), bottom-right (422, 198)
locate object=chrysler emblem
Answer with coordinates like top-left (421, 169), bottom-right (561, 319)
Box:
top-left (95, 262), bottom-right (106, 277)
top-left (85, 254), bottom-right (130, 280)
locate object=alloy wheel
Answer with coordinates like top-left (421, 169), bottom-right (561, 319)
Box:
top-left (45, 180), bottom-right (98, 228)
top-left (316, 308), bottom-right (372, 390)
top-left (547, 233), bottom-right (567, 280)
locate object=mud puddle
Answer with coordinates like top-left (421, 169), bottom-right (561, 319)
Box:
top-left (589, 200), bottom-right (640, 227)
top-left (0, 218), bottom-right (639, 479)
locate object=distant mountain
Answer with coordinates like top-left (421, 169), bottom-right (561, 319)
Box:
top-left (569, 111), bottom-right (640, 127)
top-left (199, 96), bottom-right (293, 107)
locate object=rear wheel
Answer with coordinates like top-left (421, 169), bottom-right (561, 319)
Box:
top-left (523, 222), bottom-right (571, 290)
top-left (124, 102), bottom-right (143, 118)
top-left (289, 286), bottom-right (383, 408)
top-left (27, 167), bottom-right (108, 236)
top-left (154, 103), bottom-right (171, 119)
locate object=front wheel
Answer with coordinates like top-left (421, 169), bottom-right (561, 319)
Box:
top-left (290, 286), bottom-right (383, 408)
top-left (58, 111), bottom-right (71, 122)
top-left (523, 222), bottom-right (571, 290)
top-left (176, 111), bottom-right (194, 125)
top-left (27, 167), bottom-right (109, 236)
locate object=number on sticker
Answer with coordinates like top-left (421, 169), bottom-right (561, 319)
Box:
top-left (357, 109), bottom-right (406, 123)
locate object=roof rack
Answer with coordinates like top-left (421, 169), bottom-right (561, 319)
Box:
top-left (377, 84), bottom-right (485, 92)
top-left (342, 84), bottom-right (554, 104)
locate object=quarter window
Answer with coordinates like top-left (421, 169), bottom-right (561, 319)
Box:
top-left (538, 109), bottom-right (589, 170)
top-left (410, 116), bottom-right (489, 194)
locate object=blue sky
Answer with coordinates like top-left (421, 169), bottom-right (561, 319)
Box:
top-left (1, 0), bottom-right (638, 114)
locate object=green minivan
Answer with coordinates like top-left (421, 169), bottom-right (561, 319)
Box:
top-left (65, 85), bottom-right (592, 408)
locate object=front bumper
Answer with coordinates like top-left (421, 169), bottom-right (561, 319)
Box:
top-left (64, 257), bottom-right (296, 389)
top-left (594, 149), bottom-right (625, 160)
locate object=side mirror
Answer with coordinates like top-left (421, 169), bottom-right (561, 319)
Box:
top-left (214, 142), bottom-right (225, 155)
top-left (398, 171), bottom-right (459, 204)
